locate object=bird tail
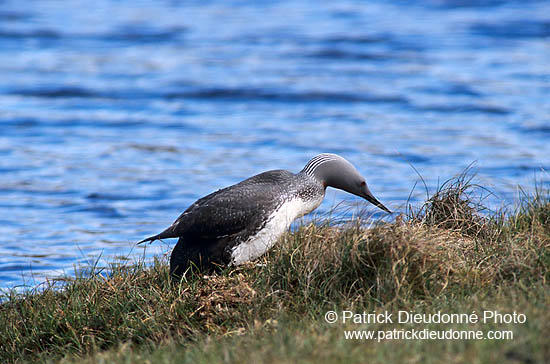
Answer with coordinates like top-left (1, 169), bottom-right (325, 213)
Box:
top-left (137, 234), bottom-right (161, 245)
top-left (137, 225), bottom-right (178, 244)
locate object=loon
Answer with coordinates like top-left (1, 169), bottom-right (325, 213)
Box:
top-left (138, 153), bottom-right (391, 277)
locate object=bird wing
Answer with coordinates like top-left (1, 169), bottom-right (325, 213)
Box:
top-left (138, 170), bottom-right (293, 244)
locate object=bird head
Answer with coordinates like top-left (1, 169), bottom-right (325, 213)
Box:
top-left (302, 153), bottom-right (391, 213)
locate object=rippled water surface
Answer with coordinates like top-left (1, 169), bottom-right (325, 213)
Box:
top-left (1, 0), bottom-right (549, 290)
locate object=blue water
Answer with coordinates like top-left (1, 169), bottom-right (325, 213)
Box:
top-left (1, 0), bottom-right (549, 290)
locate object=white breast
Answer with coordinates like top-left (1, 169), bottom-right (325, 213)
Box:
top-left (230, 196), bottom-right (323, 265)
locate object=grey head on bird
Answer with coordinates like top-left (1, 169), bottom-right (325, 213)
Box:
top-left (138, 153), bottom-right (391, 278)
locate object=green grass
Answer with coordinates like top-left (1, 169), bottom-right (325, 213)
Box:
top-left (1, 173), bottom-right (549, 363)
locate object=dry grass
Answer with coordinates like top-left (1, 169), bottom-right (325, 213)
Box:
top-left (261, 213), bottom-right (548, 309)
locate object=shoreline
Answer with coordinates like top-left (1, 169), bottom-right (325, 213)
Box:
top-left (1, 175), bottom-right (548, 363)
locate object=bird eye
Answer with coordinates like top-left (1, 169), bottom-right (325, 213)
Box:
top-left (360, 181), bottom-right (366, 187)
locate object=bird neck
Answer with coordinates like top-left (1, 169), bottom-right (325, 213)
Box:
top-left (295, 172), bottom-right (327, 202)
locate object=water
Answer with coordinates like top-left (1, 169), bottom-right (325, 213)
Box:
top-left (0, 0), bottom-right (548, 290)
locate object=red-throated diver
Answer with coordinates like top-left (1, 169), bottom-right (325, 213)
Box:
top-left (138, 153), bottom-right (391, 277)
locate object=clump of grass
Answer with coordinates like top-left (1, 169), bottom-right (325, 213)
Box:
top-left (408, 168), bottom-right (496, 240)
top-left (0, 171), bottom-right (549, 363)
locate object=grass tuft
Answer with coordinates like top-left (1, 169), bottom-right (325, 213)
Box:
top-left (408, 168), bottom-right (496, 240)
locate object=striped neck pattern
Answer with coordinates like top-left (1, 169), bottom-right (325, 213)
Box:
top-left (300, 153), bottom-right (343, 178)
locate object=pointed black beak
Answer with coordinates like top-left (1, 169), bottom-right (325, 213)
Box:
top-left (363, 189), bottom-right (392, 213)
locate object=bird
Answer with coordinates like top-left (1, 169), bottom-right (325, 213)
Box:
top-left (138, 153), bottom-right (391, 278)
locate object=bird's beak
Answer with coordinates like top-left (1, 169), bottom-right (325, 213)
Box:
top-left (363, 188), bottom-right (391, 213)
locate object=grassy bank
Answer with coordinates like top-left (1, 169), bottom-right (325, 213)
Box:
top-left (1, 174), bottom-right (549, 363)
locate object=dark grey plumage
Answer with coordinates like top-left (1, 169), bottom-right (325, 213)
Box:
top-left (138, 153), bottom-right (390, 277)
